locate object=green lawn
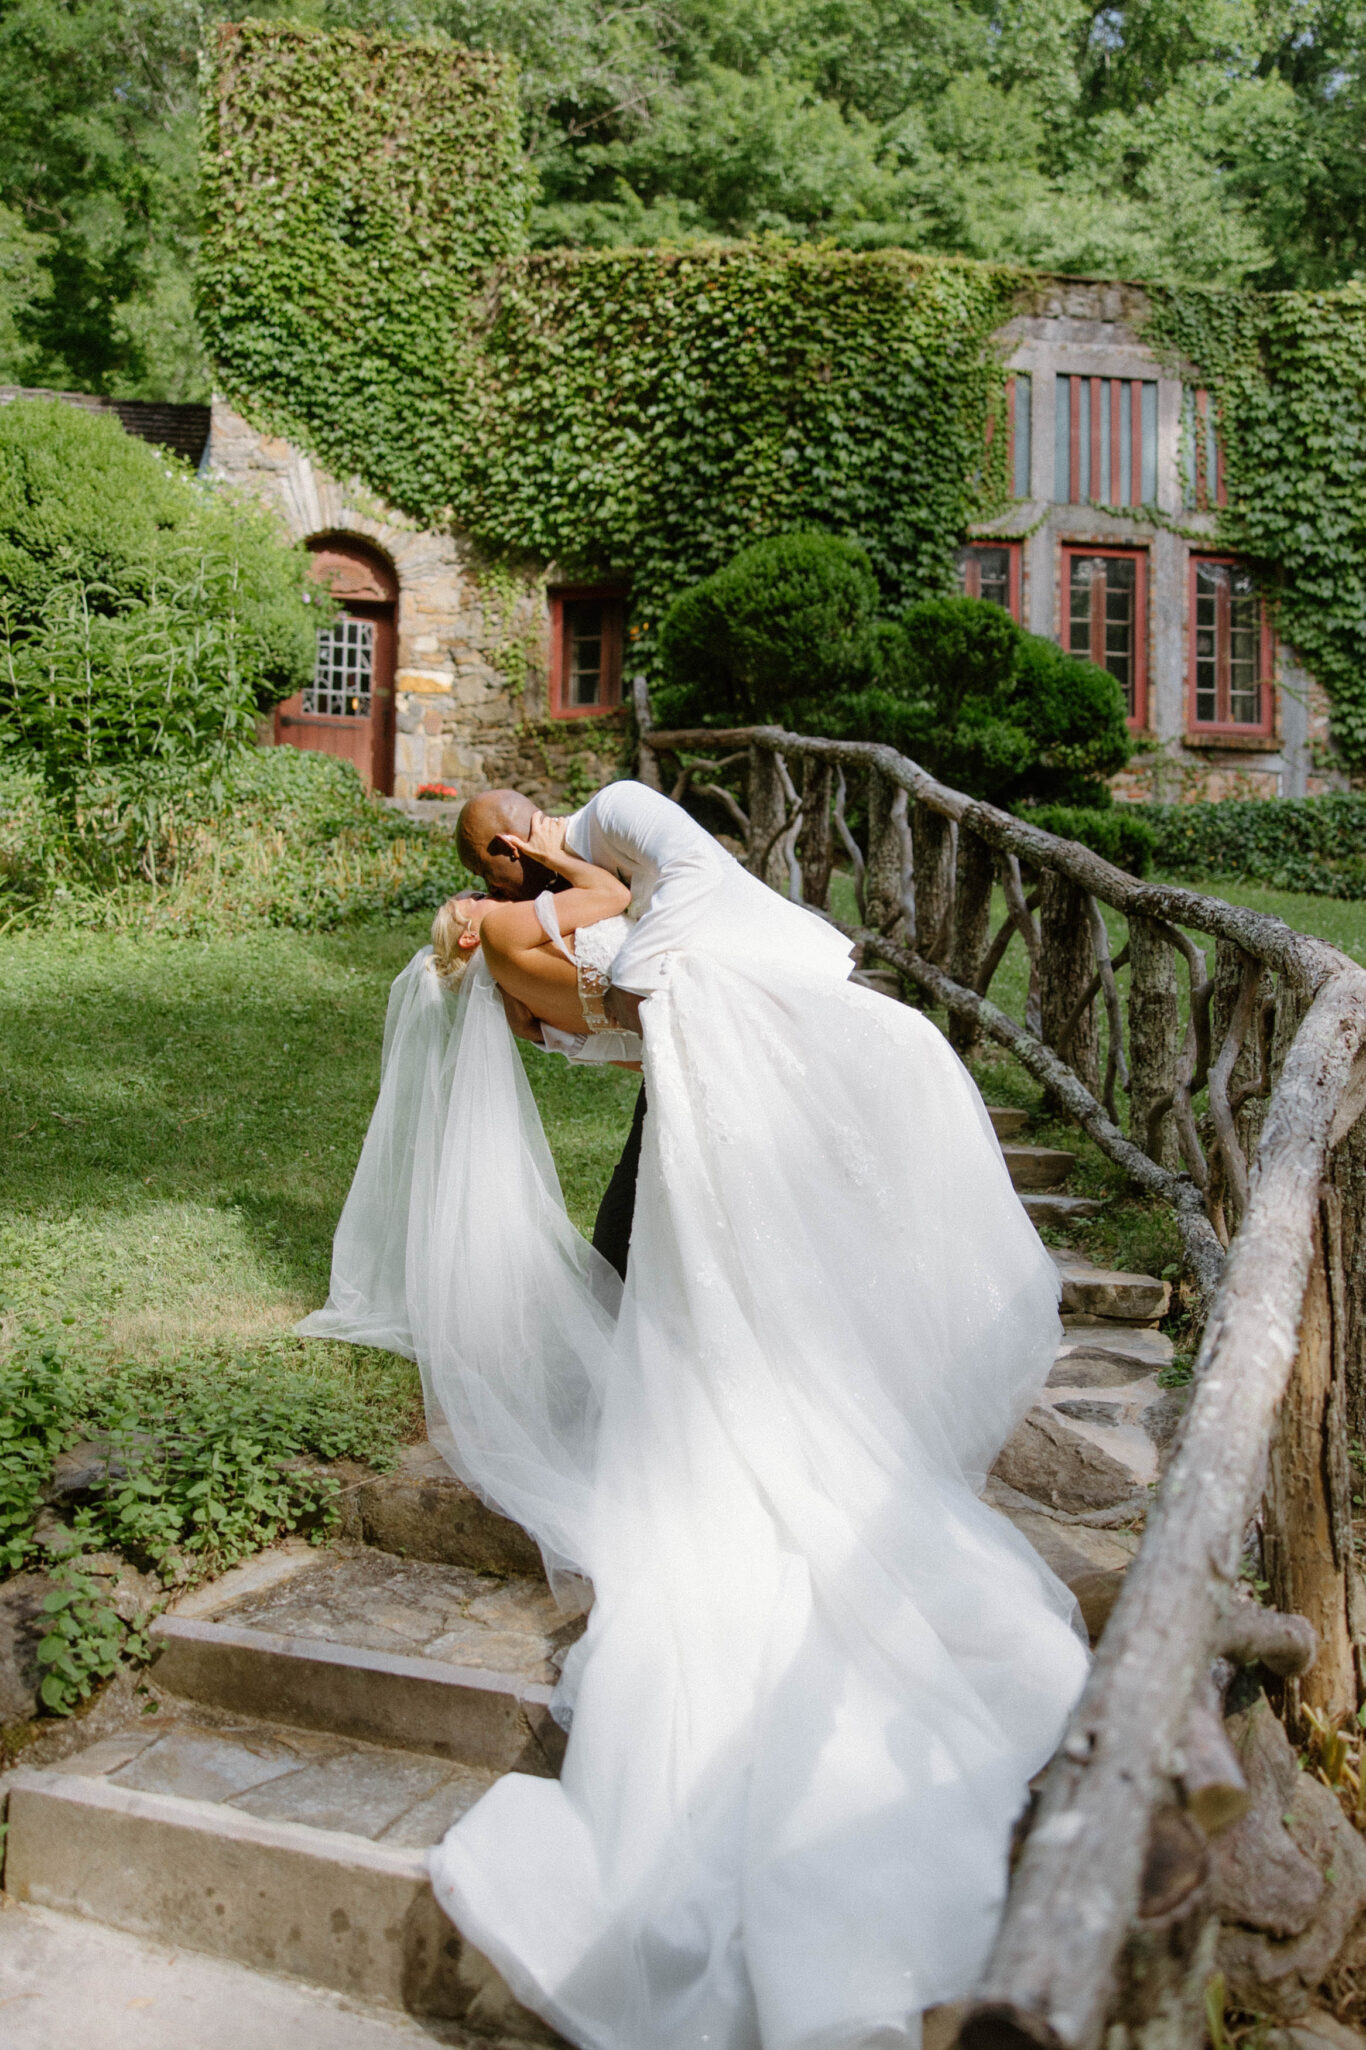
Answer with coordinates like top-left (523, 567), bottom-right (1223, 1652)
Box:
top-left (0, 874), bottom-right (1359, 1391)
top-left (0, 920), bottom-right (638, 1431)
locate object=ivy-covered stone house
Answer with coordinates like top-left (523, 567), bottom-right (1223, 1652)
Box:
top-left (191, 26), bottom-right (1366, 807)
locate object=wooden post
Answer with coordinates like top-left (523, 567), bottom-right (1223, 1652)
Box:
top-left (797, 757), bottom-right (834, 910)
top-left (913, 803), bottom-right (955, 966)
top-left (1127, 915), bottom-right (1181, 1170)
top-left (1039, 869), bottom-right (1100, 1098)
top-left (632, 676), bottom-right (662, 790)
top-left (747, 745), bottom-right (787, 890)
top-left (1330, 1108), bottom-right (1366, 1448)
top-left (949, 828), bottom-right (994, 1058)
top-left (1263, 1195), bottom-right (1358, 1724)
top-left (865, 771), bottom-right (907, 937)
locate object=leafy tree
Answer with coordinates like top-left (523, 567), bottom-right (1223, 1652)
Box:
top-left (0, 399), bottom-right (321, 699)
top-left (0, 400), bottom-right (323, 849)
top-left (4, 0), bottom-right (1366, 397)
top-left (655, 528), bottom-right (880, 725)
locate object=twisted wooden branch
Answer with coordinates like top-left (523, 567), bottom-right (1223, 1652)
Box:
top-left (832, 766), bottom-right (865, 921)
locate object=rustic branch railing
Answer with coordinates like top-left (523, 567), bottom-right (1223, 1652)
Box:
top-left (640, 716), bottom-right (1366, 2050)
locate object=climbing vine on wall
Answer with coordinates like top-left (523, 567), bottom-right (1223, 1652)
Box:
top-left (199, 27), bottom-right (1016, 682)
top-left (201, 28), bottom-right (1366, 760)
top-left (1145, 284), bottom-right (1366, 764)
top-left (199, 22), bottom-right (532, 520)
top-left (459, 245), bottom-right (1016, 671)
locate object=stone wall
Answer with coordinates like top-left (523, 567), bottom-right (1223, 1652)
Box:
top-left (206, 400), bottom-right (626, 806)
top-left (983, 279), bottom-right (1345, 805)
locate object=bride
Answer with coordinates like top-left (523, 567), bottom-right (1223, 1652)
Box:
top-left (301, 802), bottom-right (1089, 2050)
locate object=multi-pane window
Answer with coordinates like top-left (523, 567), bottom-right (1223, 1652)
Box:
top-left (565, 600), bottom-right (606, 708)
top-left (549, 586), bottom-right (626, 717)
top-left (1182, 389), bottom-right (1225, 511)
top-left (1065, 550), bottom-right (1146, 725)
top-left (305, 617), bottom-right (373, 718)
top-left (958, 543), bottom-right (1020, 617)
top-left (1054, 376), bottom-right (1158, 506)
top-left (1190, 558), bottom-right (1269, 731)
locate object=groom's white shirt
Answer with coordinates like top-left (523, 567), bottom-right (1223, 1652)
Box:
top-left (562, 780), bottom-right (728, 998)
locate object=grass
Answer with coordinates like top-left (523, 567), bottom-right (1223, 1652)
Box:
top-left (5, 871), bottom-right (1356, 1374)
top-left (0, 919), bottom-right (639, 1438)
top-left (5, 869), bottom-right (1358, 1376)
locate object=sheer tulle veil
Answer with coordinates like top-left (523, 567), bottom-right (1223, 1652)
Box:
top-left (297, 948), bottom-right (618, 1587)
top-left (302, 880), bottom-right (1090, 2050)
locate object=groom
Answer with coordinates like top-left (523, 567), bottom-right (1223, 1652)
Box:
top-left (457, 779), bottom-right (733, 1279)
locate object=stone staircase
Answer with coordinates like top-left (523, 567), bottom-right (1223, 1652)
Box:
top-left (0, 1109), bottom-right (1178, 2044)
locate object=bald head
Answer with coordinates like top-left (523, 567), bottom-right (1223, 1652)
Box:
top-left (456, 789), bottom-right (552, 900)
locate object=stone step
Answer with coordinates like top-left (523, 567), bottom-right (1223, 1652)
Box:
top-left (151, 1618), bottom-right (565, 1776)
top-left (1052, 1324), bottom-right (1174, 1383)
top-left (335, 1444), bottom-right (543, 1577)
top-left (1001, 1143), bottom-right (1076, 1192)
top-left (1021, 1192), bottom-right (1103, 1224)
top-left (2, 1761), bottom-right (558, 2041)
top-left (0, 1898), bottom-right (494, 2050)
top-left (987, 1105), bottom-right (1029, 1141)
top-left (1051, 1250), bottom-right (1170, 1324)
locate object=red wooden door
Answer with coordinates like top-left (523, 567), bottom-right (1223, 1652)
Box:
top-left (274, 539), bottom-right (397, 793)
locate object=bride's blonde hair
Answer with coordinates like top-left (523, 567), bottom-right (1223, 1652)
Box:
top-left (431, 895), bottom-right (479, 990)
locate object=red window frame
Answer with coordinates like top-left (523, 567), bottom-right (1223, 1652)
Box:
top-left (958, 541), bottom-right (1022, 620)
top-left (1061, 545), bottom-right (1149, 731)
top-left (548, 585), bottom-right (626, 719)
top-left (1187, 555), bottom-right (1274, 737)
top-left (1185, 389), bottom-right (1226, 512)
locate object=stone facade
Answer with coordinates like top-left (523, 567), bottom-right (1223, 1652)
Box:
top-left (981, 279), bottom-right (1343, 802)
top-left (210, 265), bottom-right (1344, 807)
top-left (205, 400), bottom-right (628, 805)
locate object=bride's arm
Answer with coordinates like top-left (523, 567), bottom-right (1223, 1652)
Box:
top-left (501, 815), bottom-right (630, 938)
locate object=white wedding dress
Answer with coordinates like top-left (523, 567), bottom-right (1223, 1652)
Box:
top-left (300, 860), bottom-right (1088, 2050)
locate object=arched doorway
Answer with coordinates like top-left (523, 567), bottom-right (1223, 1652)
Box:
top-left (273, 536), bottom-right (398, 793)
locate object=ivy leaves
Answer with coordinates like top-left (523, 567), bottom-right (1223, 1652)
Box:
top-left (1147, 284), bottom-right (1366, 765)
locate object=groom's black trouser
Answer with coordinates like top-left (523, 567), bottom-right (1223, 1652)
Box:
top-left (592, 1082), bottom-right (647, 1282)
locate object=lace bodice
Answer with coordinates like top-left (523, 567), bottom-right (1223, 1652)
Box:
top-left (573, 915), bottom-right (631, 1033)
top-left (533, 892), bottom-right (632, 1036)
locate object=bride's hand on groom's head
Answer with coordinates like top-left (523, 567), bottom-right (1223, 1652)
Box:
top-left (504, 811), bottom-right (567, 869)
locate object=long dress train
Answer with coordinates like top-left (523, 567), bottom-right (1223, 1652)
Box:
top-left (301, 866), bottom-right (1089, 2050)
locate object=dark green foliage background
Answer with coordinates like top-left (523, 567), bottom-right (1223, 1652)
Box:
top-left (201, 28), bottom-right (1015, 672)
top-left (199, 26), bottom-right (1366, 762)
top-left (1140, 793), bottom-right (1366, 899)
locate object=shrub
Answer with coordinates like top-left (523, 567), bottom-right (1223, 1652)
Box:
top-left (1142, 795), bottom-right (1366, 897)
top-left (1022, 803), bottom-right (1156, 877)
top-left (822, 598), bottom-right (1132, 807)
top-left (655, 529), bottom-right (880, 726)
top-left (0, 400), bottom-right (321, 711)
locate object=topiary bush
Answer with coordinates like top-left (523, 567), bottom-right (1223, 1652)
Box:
top-left (655, 529), bottom-right (881, 726)
top-left (823, 596), bottom-right (1131, 807)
